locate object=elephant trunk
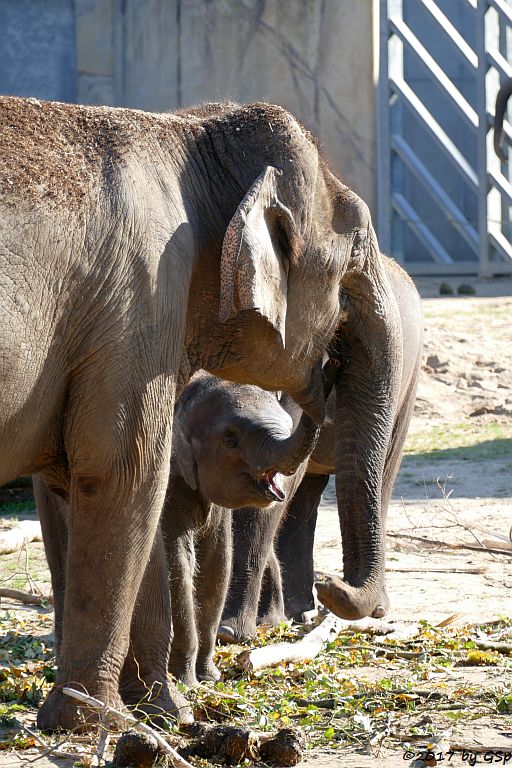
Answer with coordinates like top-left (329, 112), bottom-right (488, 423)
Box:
top-left (255, 358), bottom-right (339, 478)
top-left (494, 77), bottom-right (512, 161)
top-left (315, 230), bottom-right (403, 620)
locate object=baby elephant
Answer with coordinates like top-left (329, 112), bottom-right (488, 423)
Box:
top-left (34, 367), bottom-right (328, 692)
top-left (162, 373), bottom-right (317, 685)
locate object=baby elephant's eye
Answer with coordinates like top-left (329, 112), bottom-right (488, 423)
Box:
top-left (219, 430), bottom-right (239, 449)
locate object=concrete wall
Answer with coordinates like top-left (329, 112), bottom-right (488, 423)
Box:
top-left (0, 0), bottom-right (76, 102)
top-left (74, 0), bottom-right (378, 213)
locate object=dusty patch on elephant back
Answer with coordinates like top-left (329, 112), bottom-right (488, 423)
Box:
top-left (0, 96), bottom-right (186, 209)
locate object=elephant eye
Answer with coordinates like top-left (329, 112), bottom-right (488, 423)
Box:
top-left (219, 430), bottom-right (239, 450)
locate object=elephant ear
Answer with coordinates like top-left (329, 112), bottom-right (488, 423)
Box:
top-left (171, 416), bottom-right (198, 491)
top-left (219, 166), bottom-right (294, 347)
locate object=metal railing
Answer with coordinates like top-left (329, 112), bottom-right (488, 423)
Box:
top-left (377, 0), bottom-right (512, 275)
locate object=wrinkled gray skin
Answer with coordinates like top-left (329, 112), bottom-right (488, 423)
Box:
top-left (1, 96), bottom-right (390, 730)
top-left (34, 371), bottom-right (312, 690)
top-left (219, 257), bottom-right (423, 641)
top-left (494, 77), bottom-right (512, 161)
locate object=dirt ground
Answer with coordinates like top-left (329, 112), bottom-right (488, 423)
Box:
top-left (0, 275), bottom-right (511, 767)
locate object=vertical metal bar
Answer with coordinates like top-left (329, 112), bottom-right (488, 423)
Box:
top-left (390, 26), bottom-right (405, 263)
top-left (476, 0), bottom-right (491, 276)
top-left (376, 0), bottom-right (392, 254)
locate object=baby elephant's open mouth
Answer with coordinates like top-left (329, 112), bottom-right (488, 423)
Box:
top-left (259, 470), bottom-right (286, 502)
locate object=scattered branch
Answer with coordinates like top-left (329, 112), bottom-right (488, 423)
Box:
top-left (386, 565), bottom-right (486, 574)
top-left (388, 532), bottom-right (512, 556)
top-left (237, 612), bottom-right (345, 672)
top-left (0, 520), bottom-right (42, 554)
top-left (62, 687), bottom-right (193, 768)
top-left (473, 639), bottom-right (512, 654)
top-left (235, 614), bottom-right (420, 672)
top-left (0, 587), bottom-right (51, 605)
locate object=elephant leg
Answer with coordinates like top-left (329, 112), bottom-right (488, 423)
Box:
top-left (120, 528), bottom-right (188, 721)
top-left (194, 507), bottom-right (232, 681)
top-left (276, 473), bottom-right (328, 621)
top-left (257, 547), bottom-right (286, 627)
top-left (32, 475), bottom-right (69, 658)
top-left (219, 503), bottom-right (284, 642)
top-left (167, 528), bottom-right (199, 687)
top-left (37, 377), bottom-right (191, 731)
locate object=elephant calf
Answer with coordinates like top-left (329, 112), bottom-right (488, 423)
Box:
top-left (162, 372), bottom-right (318, 685)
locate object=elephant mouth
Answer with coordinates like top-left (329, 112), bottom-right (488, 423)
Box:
top-left (256, 471), bottom-right (286, 502)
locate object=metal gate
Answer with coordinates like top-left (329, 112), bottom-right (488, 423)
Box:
top-left (378, 0), bottom-right (512, 276)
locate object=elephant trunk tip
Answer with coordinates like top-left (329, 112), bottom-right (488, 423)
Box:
top-left (314, 575), bottom-right (390, 621)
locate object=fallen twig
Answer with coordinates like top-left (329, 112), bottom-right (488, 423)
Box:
top-left (235, 614), bottom-right (419, 672)
top-left (237, 612), bottom-right (345, 671)
top-left (473, 639), bottom-right (512, 654)
top-left (482, 538), bottom-right (512, 552)
top-left (386, 565), bottom-right (486, 574)
top-left (0, 520), bottom-right (42, 554)
top-left (62, 687), bottom-right (193, 768)
top-left (0, 587), bottom-right (52, 605)
top-left (388, 532), bottom-right (512, 556)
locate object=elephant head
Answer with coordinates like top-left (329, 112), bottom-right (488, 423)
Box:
top-left (182, 103), bottom-right (378, 424)
top-left (494, 77), bottom-right (512, 161)
top-left (172, 367), bottom-right (335, 509)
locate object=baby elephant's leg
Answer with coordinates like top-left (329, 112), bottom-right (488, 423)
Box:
top-left (167, 529), bottom-right (199, 687)
top-left (194, 508), bottom-right (232, 681)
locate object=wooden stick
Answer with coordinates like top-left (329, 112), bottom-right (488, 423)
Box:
top-left (237, 613), bottom-right (373, 672)
top-left (0, 588), bottom-right (51, 605)
top-left (473, 639), bottom-right (512, 654)
top-left (0, 520), bottom-right (42, 554)
top-left (386, 566), bottom-right (486, 574)
top-left (388, 532), bottom-right (512, 556)
top-left (481, 538), bottom-right (512, 552)
top-left (62, 687), bottom-right (193, 768)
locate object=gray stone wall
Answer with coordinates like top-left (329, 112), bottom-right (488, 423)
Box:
top-left (0, 0), bottom-right (76, 102)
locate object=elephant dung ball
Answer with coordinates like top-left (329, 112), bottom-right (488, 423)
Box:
top-left (113, 730), bottom-right (160, 768)
top-left (186, 725), bottom-right (260, 764)
top-left (259, 727), bottom-right (306, 766)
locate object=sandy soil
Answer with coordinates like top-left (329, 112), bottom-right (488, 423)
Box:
top-left (0, 277), bottom-right (511, 767)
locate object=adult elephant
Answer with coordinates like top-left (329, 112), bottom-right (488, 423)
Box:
top-left (0, 97), bottom-right (398, 730)
top-left (219, 256), bottom-right (422, 640)
top-left (494, 77), bottom-right (512, 160)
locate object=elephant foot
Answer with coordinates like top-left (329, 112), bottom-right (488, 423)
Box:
top-left (217, 624), bottom-right (237, 644)
top-left (196, 660), bottom-right (221, 682)
top-left (125, 680), bottom-right (194, 725)
top-left (314, 574), bottom-right (389, 621)
top-left (257, 607), bottom-right (287, 628)
top-left (284, 594), bottom-right (316, 623)
top-left (217, 616), bottom-right (256, 644)
top-left (168, 660), bottom-right (199, 689)
top-left (37, 686), bottom-right (124, 733)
